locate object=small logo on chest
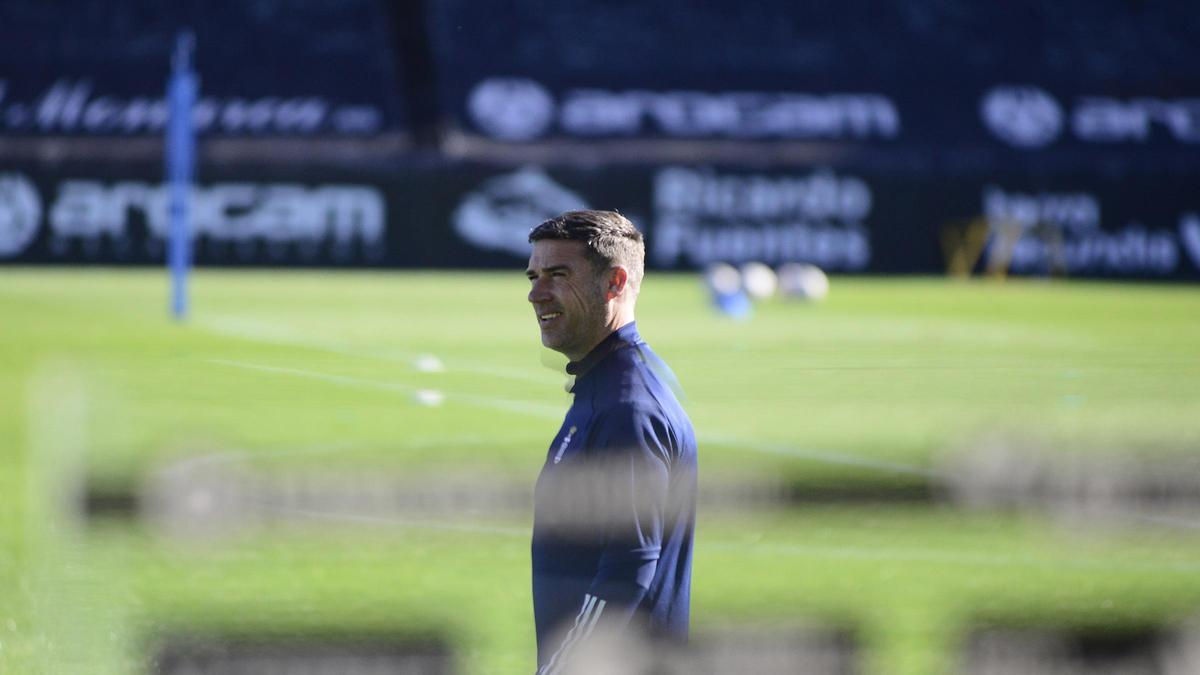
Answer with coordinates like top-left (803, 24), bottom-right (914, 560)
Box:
top-left (553, 426), bottom-right (577, 464)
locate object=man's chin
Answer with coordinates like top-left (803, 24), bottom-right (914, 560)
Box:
top-left (541, 333), bottom-right (579, 359)
top-left (539, 331), bottom-right (563, 351)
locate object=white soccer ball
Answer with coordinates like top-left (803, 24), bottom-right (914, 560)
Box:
top-left (704, 262), bottom-right (742, 296)
top-left (777, 263), bottom-right (829, 301)
top-left (739, 262), bottom-right (778, 300)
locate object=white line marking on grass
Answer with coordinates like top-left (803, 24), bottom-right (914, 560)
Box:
top-left (208, 358), bottom-right (418, 391)
top-left (200, 316), bottom-right (558, 385)
top-left (206, 358), bottom-right (563, 419)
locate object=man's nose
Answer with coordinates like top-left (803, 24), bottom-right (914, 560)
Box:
top-left (528, 277), bottom-right (551, 304)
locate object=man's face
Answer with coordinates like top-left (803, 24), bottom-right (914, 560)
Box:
top-left (526, 239), bottom-right (610, 361)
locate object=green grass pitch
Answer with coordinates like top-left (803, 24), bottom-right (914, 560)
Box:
top-left (2, 268), bottom-right (1199, 674)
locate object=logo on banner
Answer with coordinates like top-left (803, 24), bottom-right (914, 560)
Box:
top-left (1074, 98), bottom-right (1200, 143)
top-left (468, 78), bottom-right (556, 141)
top-left (466, 78), bottom-right (900, 141)
top-left (983, 185), bottom-right (1180, 275)
top-left (981, 86), bottom-right (1063, 148)
top-left (452, 167), bottom-right (588, 256)
top-left (982, 87), bottom-right (1200, 147)
top-left (43, 180), bottom-right (384, 262)
top-left (0, 78), bottom-right (384, 135)
top-left (0, 173), bottom-right (42, 257)
top-left (652, 167), bottom-right (872, 270)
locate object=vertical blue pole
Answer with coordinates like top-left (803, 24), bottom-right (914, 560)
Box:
top-left (166, 31), bottom-right (197, 321)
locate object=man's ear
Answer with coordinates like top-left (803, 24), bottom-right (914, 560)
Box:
top-left (606, 266), bottom-right (629, 300)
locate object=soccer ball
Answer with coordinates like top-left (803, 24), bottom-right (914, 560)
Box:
top-left (739, 262), bottom-right (778, 300)
top-left (777, 263), bottom-right (829, 301)
top-left (704, 263), bottom-right (742, 296)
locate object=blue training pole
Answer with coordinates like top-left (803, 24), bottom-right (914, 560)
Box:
top-left (166, 31), bottom-right (197, 321)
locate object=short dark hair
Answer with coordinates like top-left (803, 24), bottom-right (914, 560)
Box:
top-left (529, 210), bottom-right (645, 289)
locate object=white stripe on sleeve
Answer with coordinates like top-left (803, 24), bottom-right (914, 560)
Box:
top-left (539, 594), bottom-right (597, 675)
top-left (545, 598), bottom-right (607, 675)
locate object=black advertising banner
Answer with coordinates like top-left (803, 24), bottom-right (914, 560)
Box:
top-left (428, 0), bottom-right (1200, 165)
top-left (0, 166), bottom-right (398, 267)
top-left (440, 165), bottom-right (1200, 280)
top-left (0, 0), bottom-right (406, 137)
top-left (2, 162), bottom-right (1198, 280)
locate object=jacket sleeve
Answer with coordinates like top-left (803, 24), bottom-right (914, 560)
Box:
top-left (535, 403), bottom-right (675, 675)
top-left (584, 402), bottom-right (673, 626)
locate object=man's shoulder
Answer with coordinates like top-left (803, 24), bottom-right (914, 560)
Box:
top-left (591, 348), bottom-right (692, 433)
top-left (593, 347), bottom-right (676, 411)
top-left (589, 397), bottom-right (660, 428)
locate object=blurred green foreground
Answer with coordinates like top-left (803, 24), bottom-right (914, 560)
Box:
top-left (2, 269), bottom-right (1199, 674)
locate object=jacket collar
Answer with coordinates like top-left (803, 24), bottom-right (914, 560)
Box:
top-left (566, 321), bottom-right (641, 380)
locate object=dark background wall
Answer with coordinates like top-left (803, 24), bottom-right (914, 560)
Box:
top-left (1, 0), bottom-right (1198, 278)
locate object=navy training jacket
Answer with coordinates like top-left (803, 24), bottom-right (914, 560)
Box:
top-left (532, 322), bottom-right (697, 674)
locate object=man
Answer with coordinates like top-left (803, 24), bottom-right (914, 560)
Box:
top-left (525, 210), bottom-right (697, 674)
